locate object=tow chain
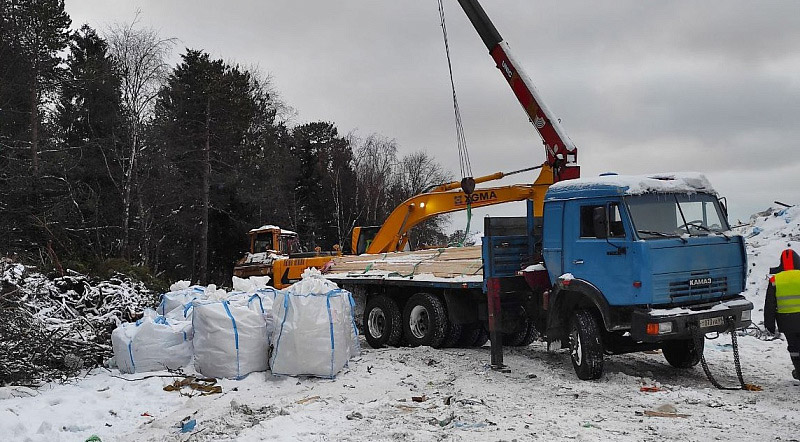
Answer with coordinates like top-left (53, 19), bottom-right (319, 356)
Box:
top-left (690, 317), bottom-right (760, 391)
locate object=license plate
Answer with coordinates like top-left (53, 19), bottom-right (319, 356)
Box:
top-left (699, 316), bottom-right (724, 328)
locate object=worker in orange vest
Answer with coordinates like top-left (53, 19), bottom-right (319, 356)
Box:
top-left (764, 248), bottom-right (800, 380)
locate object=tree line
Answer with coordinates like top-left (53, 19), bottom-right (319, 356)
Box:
top-left (0, 0), bottom-right (456, 284)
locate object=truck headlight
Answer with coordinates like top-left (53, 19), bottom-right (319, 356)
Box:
top-left (646, 322), bottom-right (673, 335)
top-left (741, 310), bottom-right (751, 322)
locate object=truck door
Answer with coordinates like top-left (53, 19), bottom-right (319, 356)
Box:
top-left (562, 200), bottom-right (638, 305)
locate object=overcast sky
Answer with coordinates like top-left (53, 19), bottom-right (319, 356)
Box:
top-left (66, 0), bottom-right (800, 231)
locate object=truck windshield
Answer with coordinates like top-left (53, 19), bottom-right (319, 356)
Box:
top-left (626, 193), bottom-right (729, 239)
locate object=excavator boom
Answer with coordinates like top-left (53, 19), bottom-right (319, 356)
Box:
top-left (364, 165), bottom-right (555, 254)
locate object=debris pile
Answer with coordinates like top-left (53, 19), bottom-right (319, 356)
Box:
top-left (0, 259), bottom-right (157, 385)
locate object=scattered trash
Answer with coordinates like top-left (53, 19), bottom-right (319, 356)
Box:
top-left (643, 410), bottom-right (690, 418)
top-left (655, 404), bottom-right (678, 414)
top-left (640, 386), bottom-right (662, 392)
top-left (707, 399), bottom-right (725, 408)
top-left (296, 395), bottom-right (321, 405)
top-left (581, 422), bottom-right (600, 429)
top-left (526, 373), bottom-right (538, 379)
top-left (179, 417), bottom-right (196, 433)
top-left (744, 383), bottom-right (763, 391)
top-left (411, 394), bottom-right (428, 403)
top-left (141, 412), bottom-right (152, 417)
top-left (430, 413), bottom-right (455, 427)
top-left (163, 376), bottom-right (222, 396)
top-left (85, 436), bottom-right (102, 442)
top-left (444, 395), bottom-right (453, 405)
top-left (346, 411), bottom-right (363, 420)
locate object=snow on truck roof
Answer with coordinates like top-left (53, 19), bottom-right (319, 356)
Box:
top-left (546, 172), bottom-right (716, 199)
top-left (248, 225), bottom-right (297, 235)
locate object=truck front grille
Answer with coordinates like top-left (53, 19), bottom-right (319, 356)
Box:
top-left (668, 272), bottom-right (728, 301)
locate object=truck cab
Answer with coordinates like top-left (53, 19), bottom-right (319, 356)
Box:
top-left (497, 172), bottom-right (753, 379)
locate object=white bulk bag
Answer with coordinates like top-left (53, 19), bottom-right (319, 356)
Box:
top-left (270, 288), bottom-right (359, 378)
top-left (192, 296), bottom-right (270, 379)
top-left (111, 314), bottom-right (193, 374)
top-left (157, 286), bottom-right (206, 318)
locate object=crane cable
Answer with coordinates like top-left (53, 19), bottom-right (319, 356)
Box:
top-left (438, 0), bottom-right (473, 247)
top-left (437, 0), bottom-right (472, 180)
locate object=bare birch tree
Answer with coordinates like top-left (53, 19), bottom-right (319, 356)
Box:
top-left (105, 13), bottom-right (174, 259)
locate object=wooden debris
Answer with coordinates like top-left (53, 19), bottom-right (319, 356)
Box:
top-left (326, 246), bottom-right (483, 278)
top-left (643, 410), bottom-right (690, 418)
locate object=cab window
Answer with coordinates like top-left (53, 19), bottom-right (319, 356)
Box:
top-left (580, 203), bottom-right (625, 238)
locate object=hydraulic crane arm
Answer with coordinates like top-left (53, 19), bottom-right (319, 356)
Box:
top-left (456, 0), bottom-right (579, 182)
top-left (364, 165), bottom-right (555, 254)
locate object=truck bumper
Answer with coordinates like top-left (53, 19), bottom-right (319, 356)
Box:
top-left (630, 296), bottom-right (753, 342)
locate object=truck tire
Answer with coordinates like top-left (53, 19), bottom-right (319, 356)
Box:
top-left (441, 321), bottom-right (463, 348)
top-left (504, 319), bottom-right (538, 347)
top-left (363, 295), bottom-right (402, 349)
top-left (569, 309), bottom-right (604, 380)
top-left (456, 323), bottom-right (480, 347)
top-left (472, 326), bottom-right (489, 347)
top-left (662, 338), bottom-right (703, 368)
top-left (403, 293), bottom-right (447, 348)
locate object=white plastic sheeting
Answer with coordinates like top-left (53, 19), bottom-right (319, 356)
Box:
top-left (191, 295), bottom-right (270, 379)
top-left (270, 288), bottom-right (359, 378)
top-left (111, 310), bottom-right (193, 374)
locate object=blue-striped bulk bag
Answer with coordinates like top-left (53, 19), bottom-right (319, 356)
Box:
top-left (157, 285), bottom-right (206, 319)
top-left (111, 313), bottom-right (193, 374)
top-left (270, 288), bottom-right (360, 378)
top-left (191, 297), bottom-right (270, 379)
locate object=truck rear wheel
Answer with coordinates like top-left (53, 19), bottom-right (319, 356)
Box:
top-left (662, 338), bottom-right (703, 368)
top-left (441, 321), bottom-right (463, 348)
top-left (569, 309), bottom-right (604, 380)
top-left (472, 326), bottom-right (489, 347)
top-left (363, 295), bottom-right (402, 348)
top-left (403, 293), bottom-right (447, 348)
top-left (505, 319), bottom-right (538, 347)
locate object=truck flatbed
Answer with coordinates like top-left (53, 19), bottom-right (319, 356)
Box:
top-left (323, 246), bottom-right (484, 289)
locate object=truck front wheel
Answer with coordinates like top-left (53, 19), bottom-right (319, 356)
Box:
top-left (662, 338), bottom-right (703, 368)
top-left (363, 295), bottom-right (402, 348)
top-left (569, 309), bottom-right (604, 380)
top-left (403, 293), bottom-right (447, 348)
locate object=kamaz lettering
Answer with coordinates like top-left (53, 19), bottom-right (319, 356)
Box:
top-left (454, 191), bottom-right (499, 206)
top-left (689, 277), bottom-right (712, 287)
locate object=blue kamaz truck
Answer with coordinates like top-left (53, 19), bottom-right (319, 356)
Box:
top-left (483, 172), bottom-right (752, 379)
top-left (332, 171), bottom-right (752, 380)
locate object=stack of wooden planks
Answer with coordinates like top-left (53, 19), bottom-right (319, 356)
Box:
top-left (326, 246), bottom-right (483, 279)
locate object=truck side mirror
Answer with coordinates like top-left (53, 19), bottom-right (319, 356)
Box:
top-left (718, 196), bottom-right (728, 216)
top-left (593, 206), bottom-right (609, 239)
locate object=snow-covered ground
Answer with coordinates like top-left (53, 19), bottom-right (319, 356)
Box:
top-left (2, 206), bottom-right (800, 441)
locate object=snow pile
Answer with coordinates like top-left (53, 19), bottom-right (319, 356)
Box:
top-left (0, 259), bottom-right (157, 385)
top-left (548, 171), bottom-right (715, 196)
top-left (734, 205), bottom-right (800, 324)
